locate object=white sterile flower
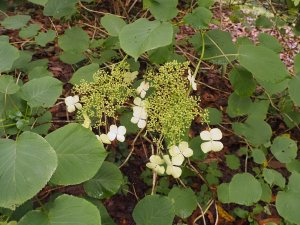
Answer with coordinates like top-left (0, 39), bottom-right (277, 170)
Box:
top-left (136, 81), bottom-right (149, 98)
top-left (187, 69), bottom-right (197, 91)
top-left (146, 155), bottom-right (165, 175)
top-left (82, 112), bottom-right (91, 129)
top-left (163, 155), bottom-right (182, 179)
top-left (133, 97), bottom-right (146, 108)
top-left (131, 97), bottom-right (148, 128)
top-left (169, 141), bottom-right (193, 165)
top-left (65, 95), bottom-right (82, 113)
top-left (96, 134), bottom-right (111, 144)
top-left (107, 125), bottom-right (127, 142)
top-left (200, 128), bottom-right (224, 153)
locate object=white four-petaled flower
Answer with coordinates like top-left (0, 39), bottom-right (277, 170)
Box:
top-left (187, 69), bottom-right (197, 91)
top-left (131, 97), bottom-right (147, 129)
top-left (163, 155), bottom-right (182, 179)
top-left (107, 125), bottom-right (127, 142)
top-left (169, 141), bottom-right (193, 165)
top-left (200, 128), bottom-right (223, 153)
top-left (146, 155), bottom-right (165, 175)
top-left (136, 81), bottom-right (149, 98)
top-left (65, 95), bottom-right (82, 113)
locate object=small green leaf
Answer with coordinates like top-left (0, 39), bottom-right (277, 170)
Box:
top-left (225, 155), bottom-right (240, 170)
top-left (101, 14), bottom-right (126, 36)
top-left (1, 15), bottom-right (31, 29)
top-left (0, 42), bottom-right (20, 73)
top-left (197, 0), bottom-right (215, 7)
top-left (229, 66), bottom-right (256, 96)
top-left (227, 92), bottom-right (252, 117)
top-left (18, 195), bottom-right (101, 225)
top-left (19, 24), bottom-right (41, 39)
top-left (120, 111), bottom-right (139, 134)
top-left (45, 123), bottom-right (107, 185)
top-left (27, 0), bottom-right (48, 5)
top-left (70, 63), bottom-right (99, 85)
top-left (288, 75), bottom-right (300, 106)
top-left (256, 16), bottom-right (273, 28)
top-left (0, 75), bottom-right (19, 94)
top-left (133, 195), bottom-right (175, 225)
top-left (35, 30), bottom-right (56, 47)
top-left (286, 160), bottom-right (300, 173)
top-left (263, 168), bottom-right (285, 188)
top-left (168, 187), bottom-right (197, 218)
top-left (12, 51), bottom-right (33, 70)
top-left (119, 18), bottom-right (173, 60)
top-left (0, 132), bottom-right (57, 209)
top-left (84, 161), bottom-right (123, 199)
top-left (147, 0), bottom-right (178, 21)
top-left (252, 148), bottom-right (266, 164)
top-left (184, 7), bottom-right (212, 29)
top-left (28, 66), bottom-right (53, 80)
top-left (217, 183), bottom-right (230, 203)
top-left (43, 0), bottom-right (78, 19)
top-left (294, 53), bottom-right (300, 74)
top-left (20, 76), bottom-right (62, 108)
top-left (270, 136), bottom-right (297, 163)
top-left (206, 107), bottom-right (222, 125)
top-left (229, 173), bottom-right (262, 206)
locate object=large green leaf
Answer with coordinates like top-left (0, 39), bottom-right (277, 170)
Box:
top-left (288, 74), bottom-right (300, 106)
top-left (0, 42), bottom-right (19, 73)
top-left (43, 0), bottom-right (78, 19)
top-left (0, 75), bottom-right (19, 95)
top-left (84, 161), bottom-right (123, 199)
top-left (238, 45), bottom-right (289, 83)
top-left (133, 195), bottom-right (175, 225)
top-left (70, 63), bottom-right (99, 85)
top-left (1, 15), bottom-right (31, 29)
top-left (168, 187), bottom-right (197, 219)
top-left (59, 27), bottom-right (90, 52)
top-left (100, 14), bottom-right (126, 37)
top-left (204, 29), bottom-right (237, 65)
top-left (183, 7), bottom-right (212, 29)
top-left (227, 92), bottom-right (252, 117)
top-left (0, 132), bottom-right (57, 209)
top-left (270, 136), bottom-right (297, 163)
top-left (147, 0), bottom-right (178, 21)
top-left (20, 77), bottom-right (62, 108)
top-left (18, 195), bottom-right (101, 225)
top-left (228, 173), bottom-right (262, 206)
top-left (258, 33), bottom-right (283, 53)
top-left (119, 19), bottom-right (173, 60)
top-left (45, 123), bottom-right (107, 185)
top-left (262, 168), bottom-right (285, 188)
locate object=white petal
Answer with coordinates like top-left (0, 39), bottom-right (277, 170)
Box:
top-left (65, 96), bottom-right (75, 106)
top-left (150, 155), bottom-right (164, 165)
top-left (107, 131), bottom-right (117, 141)
top-left (67, 105), bottom-right (76, 113)
top-left (182, 147), bottom-right (193, 158)
top-left (134, 97), bottom-right (142, 106)
top-left (192, 82), bottom-right (197, 91)
top-left (117, 126), bottom-right (126, 135)
top-left (163, 155), bottom-right (172, 165)
top-left (117, 134), bottom-right (125, 142)
top-left (140, 90), bottom-right (146, 98)
top-left (138, 119), bottom-right (146, 128)
top-left (211, 141), bottom-right (223, 152)
top-left (99, 134), bottom-right (111, 144)
top-left (171, 166), bottom-right (182, 178)
top-left (131, 116), bottom-right (139, 124)
top-left (166, 165), bottom-right (173, 175)
top-left (210, 128), bottom-right (222, 140)
top-left (171, 155), bottom-right (184, 166)
top-left (146, 162), bottom-right (156, 170)
top-left (200, 130), bottom-right (212, 141)
top-left (143, 82), bottom-right (150, 91)
top-left (169, 145), bottom-right (180, 157)
top-left (178, 142), bottom-right (189, 151)
top-left (75, 103), bottom-right (82, 110)
top-left (73, 95), bottom-right (80, 103)
top-left (201, 141), bottom-right (213, 153)
top-left (155, 166), bottom-right (165, 175)
top-left (109, 125), bottom-right (118, 134)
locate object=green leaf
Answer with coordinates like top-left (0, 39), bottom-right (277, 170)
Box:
top-left (258, 33), bottom-right (283, 53)
top-left (12, 51), bottom-right (33, 70)
top-left (256, 16), bottom-right (273, 28)
top-left (119, 18), bottom-right (173, 60)
top-left (286, 160), bottom-right (300, 173)
top-left (1, 15), bottom-right (31, 29)
top-left (232, 116), bottom-right (272, 146)
top-left (27, 0), bottom-right (48, 6)
top-left (59, 27), bottom-right (90, 52)
top-left (227, 92), bottom-right (252, 117)
top-left (147, 0), bottom-right (178, 21)
top-left (276, 173), bottom-right (300, 224)
top-left (217, 183), bottom-right (230, 203)
top-left (43, 0), bottom-right (78, 19)
top-left (262, 168), bottom-right (285, 188)
top-left (260, 180), bottom-right (272, 203)
top-left (133, 195), bottom-right (175, 225)
top-left (270, 136), bottom-right (297, 163)
top-left (120, 111), bottom-right (139, 134)
top-left (0, 42), bottom-right (20, 73)
top-left (204, 30), bottom-right (237, 65)
top-left (70, 63), bottom-right (99, 85)
top-left (89, 200), bottom-right (117, 225)
top-left (18, 195), bottom-right (101, 225)
top-left (247, 99), bottom-right (270, 120)
top-left (0, 75), bottom-right (19, 94)
top-left (0, 132), bottom-right (57, 209)
top-left (252, 148), bottom-right (266, 164)
top-left (183, 7), bottom-right (212, 29)
top-left (206, 107), bottom-right (222, 125)
top-left (229, 173), bottom-right (262, 206)
top-left (35, 30), bottom-right (56, 47)
top-left (258, 77), bottom-right (289, 95)
top-left (229, 66), bottom-right (256, 97)
top-left (168, 187), bottom-right (197, 219)
top-left (101, 14), bottom-right (126, 36)
top-left (238, 45), bottom-right (289, 83)
top-left (288, 75), bottom-right (300, 106)
top-left (45, 123), bottom-right (107, 185)
top-left (294, 53), bottom-right (300, 74)
top-left (197, 0), bottom-right (215, 7)
top-left (225, 154), bottom-right (240, 170)
top-left (20, 77), bottom-right (62, 108)
top-left (28, 66), bottom-right (53, 80)
top-left (60, 51), bottom-right (86, 64)
top-left (19, 24), bottom-right (41, 39)
top-left (84, 161), bottom-right (123, 199)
